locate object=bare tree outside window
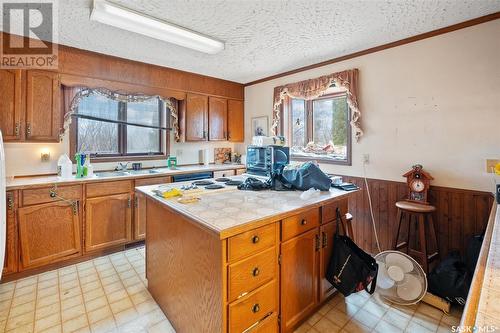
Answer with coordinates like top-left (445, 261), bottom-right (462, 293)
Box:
top-left (75, 94), bottom-right (165, 159)
top-left (288, 93), bottom-right (350, 165)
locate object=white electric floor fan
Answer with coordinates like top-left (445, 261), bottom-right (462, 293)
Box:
top-left (374, 251), bottom-right (427, 305)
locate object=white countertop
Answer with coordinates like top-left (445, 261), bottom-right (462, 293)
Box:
top-left (6, 164), bottom-right (245, 190)
top-left (474, 204), bottom-right (500, 329)
top-left (136, 177), bottom-right (353, 238)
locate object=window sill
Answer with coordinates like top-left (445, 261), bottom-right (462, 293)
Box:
top-left (291, 155), bottom-right (351, 166)
top-left (73, 154), bottom-right (167, 164)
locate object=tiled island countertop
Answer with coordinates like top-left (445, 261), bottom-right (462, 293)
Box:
top-left (136, 178), bottom-right (354, 239)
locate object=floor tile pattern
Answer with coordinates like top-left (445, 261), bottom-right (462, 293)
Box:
top-left (0, 246), bottom-right (174, 333)
top-left (0, 246), bottom-right (462, 333)
top-left (294, 291), bottom-right (462, 333)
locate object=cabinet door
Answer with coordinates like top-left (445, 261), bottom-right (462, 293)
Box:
top-left (85, 193), bottom-right (132, 252)
top-left (18, 201), bottom-right (81, 269)
top-left (208, 97), bottom-right (227, 141)
top-left (319, 221), bottom-right (337, 302)
top-left (280, 228), bottom-right (319, 332)
top-left (185, 93), bottom-right (208, 141)
top-left (0, 70), bottom-right (23, 141)
top-left (3, 191), bottom-right (18, 277)
top-left (25, 70), bottom-right (61, 142)
top-left (134, 192), bottom-right (146, 241)
top-left (227, 99), bottom-right (244, 142)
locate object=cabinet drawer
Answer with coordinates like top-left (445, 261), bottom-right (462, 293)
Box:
top-left (213, 170), bottom-right (236, 179)
top-left (229, 280), bottom-right (277, 333)
top-left (135, 176), bottom-right (171, 187)
top-left (322, 198), bottom-right (348, 223)
top-left (21, 185), bottom-right (82, 207)
top-left (228, 247), bottom-right (276, 302)
top-left (281, 208), bottom-right (319, 241)
top-left (86, 180), bottom-right (133, 198)
top-left (228, 223), bottom-right (276, 263)
top-left (247, 313), bottom-right (278, 333)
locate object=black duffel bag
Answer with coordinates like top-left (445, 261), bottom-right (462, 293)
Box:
top-left (428, 251), bottom-right (471, 305)
top-left (326, 208), bottom-right (378, 297)
top-left (281, 162), bottom-right (332, 191)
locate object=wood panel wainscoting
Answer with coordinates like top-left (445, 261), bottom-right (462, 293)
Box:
top-left (340, 175), bottom-right (494, 258)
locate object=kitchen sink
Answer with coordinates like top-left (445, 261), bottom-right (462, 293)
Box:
top-left (128, 169), bottom-right (161, 175)
top-left (95, 171), bottom-right (130, 178)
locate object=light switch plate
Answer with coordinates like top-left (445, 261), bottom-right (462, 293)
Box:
top-left (486, 159), bottom-right (500, 173)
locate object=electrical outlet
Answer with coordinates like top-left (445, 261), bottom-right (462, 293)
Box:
top-left (363, 154), bottom-right (370, 164)
top-left (486, 159), bottom-right (500, 173)
top-left (176, 149), bottom-right (183, 157)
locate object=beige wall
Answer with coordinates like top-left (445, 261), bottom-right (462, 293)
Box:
top-left (243, 20), bottom-right (500, 192)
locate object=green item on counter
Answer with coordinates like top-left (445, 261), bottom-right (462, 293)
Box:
top-left (167, 156), bottom-right (177, 169)
top-left (75, 153), bottom-right (85, 178)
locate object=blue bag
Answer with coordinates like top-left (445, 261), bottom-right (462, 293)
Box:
top-left (282, 162), bottom-right (332, 191)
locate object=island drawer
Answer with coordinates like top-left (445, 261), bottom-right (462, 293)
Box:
top-left (228, 247), bottom-right (276, 302)
top-left (135, 176), bottom-right (171, 187)
top-left (228, 223), bottom-right (277, 263)
top-left (281, 207), bottom-right (320, 241)
top-left (322, 198), bottom-right (348, 223)
top-left (21, 185), bottom-right (82, 207)
top-left (229, 280), bottom-right (277, 333)
top-left (86, 180), bottom-right (133, 198)
top-left (247, 312), bottom-right (278, 333)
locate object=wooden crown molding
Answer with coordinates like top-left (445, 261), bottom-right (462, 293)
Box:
top-left (244, 12), bottom-right (500, 86)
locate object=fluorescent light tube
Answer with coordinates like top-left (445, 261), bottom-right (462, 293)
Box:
top-left (90, 0), bottom-right (225, 54)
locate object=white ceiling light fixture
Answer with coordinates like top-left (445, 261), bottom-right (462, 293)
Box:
top-left (90, 0), bottom-right (225, 54)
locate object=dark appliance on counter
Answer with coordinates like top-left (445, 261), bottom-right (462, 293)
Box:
top-left (172, 172), bottom-right (212, 183)
top-left (497, 184), bottom-right (500, 204)
top-left (246, 145), bottom-right (290, 177)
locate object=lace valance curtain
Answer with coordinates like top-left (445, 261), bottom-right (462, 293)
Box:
top-left (60, 86), bottom-right (180, 142)
top-left (272, 68), bottom-right (363, 142)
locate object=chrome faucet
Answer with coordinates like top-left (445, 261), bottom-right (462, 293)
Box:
top-left (116, 162), bottom-right (130, 171)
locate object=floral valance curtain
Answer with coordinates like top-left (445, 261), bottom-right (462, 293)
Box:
top-left (272, 68), bottom-right (363, 142)
top-left (60, 86), bottom-right (179, 142)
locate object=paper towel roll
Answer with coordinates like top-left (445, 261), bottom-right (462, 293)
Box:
top-left (200, 148), bottom-right (210, 165)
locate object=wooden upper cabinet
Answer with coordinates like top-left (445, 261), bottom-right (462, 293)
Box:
top-left (280, 228), bottom-right (319, 332)
top-left (18, 201), bottom-right (82, 269)
top-left (25, 70), bottom-right (61, 142)
top-left (3, 191), bottom-right (19, 277)
top-left (185, 93), bottom-right (208, 141)
top-left (0, 70), bottom-right (23, 141)
top-left (227, 99), bottom-right (244, 142)
top-left (208, 97), bottom-right (227, 141)
top-left (85, 193), bottom-right (132, 252)
top-left (319, 221), bottom-right (337, 303)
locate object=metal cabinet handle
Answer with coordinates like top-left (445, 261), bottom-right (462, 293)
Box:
top-left (315, 234), bottom-right (320, 251)
top-left (7, 194), bottom-right (14, 210)
top-left (14, 123), bottom-right (20, 137)
top-left (252, 304), bottom-right (260, 313)
top-left (322, 231), bottom-right (327, 248)
top-left (72, 201), bottom-right (79, 216)
top-left (252, 235), bottom-right (260, 244)
top-left (134, 196), bottom-right (138, 208)
top-left (26, 123), bottom-right (31, 137)
top-left (202, 130), bottom-right (207, 139)
top-left (127, 197), bottom-right (132, 208)
top-left (300, 219), bottom-right (307, 225)
top-left (252, 267), bottom-right (260, 277)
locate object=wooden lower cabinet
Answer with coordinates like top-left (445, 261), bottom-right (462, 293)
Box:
top-left (319, 220), bottom-right (338, 302)
top-left (280, 228), bottom-right (319, 332)
top-left (18, 201), bottom-right (81, 269)
top-left (134, 191), bottom-right (146, 240)
top-left (85, 193), bottom-right (132, 252)
top-left (3, 191), bottom-right (18, 277)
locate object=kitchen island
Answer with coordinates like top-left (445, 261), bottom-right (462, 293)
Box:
top-left (136, 180), bottom-right (356, 333)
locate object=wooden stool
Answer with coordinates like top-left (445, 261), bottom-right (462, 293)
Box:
top-left (393, 201), bottom-right (439, 273)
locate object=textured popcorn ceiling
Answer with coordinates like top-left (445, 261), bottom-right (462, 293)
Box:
top-left (56, 0), bottom-right (500, 83)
